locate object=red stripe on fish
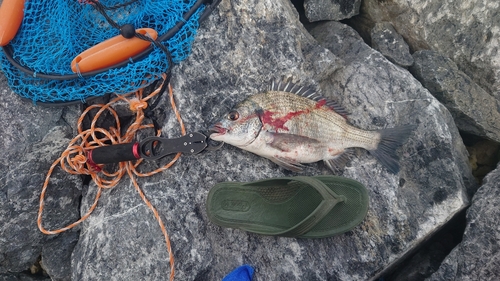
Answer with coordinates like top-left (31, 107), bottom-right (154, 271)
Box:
top-left (260, 100), bottom-right (327, 131)
top-left (260, 110), bottom-right (292, 131)
top-left (316, 99), bottom-right (327, 108)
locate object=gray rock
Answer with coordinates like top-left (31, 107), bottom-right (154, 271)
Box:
top-left (354, 0), bottom-right (500, 99)
top-left (69, 7), bottom-right (474, 281)
top-left (304, 0), bottom-right (362, 21)
top-left (387, 242), bottom-right (450, 281)
top-left (0, 72), bottom-right (82, 275)
top-left (41, 231), bottom-right (79, 281)
top-left (0, 273), bottom-right (50, 281)
top-left (370, 22), bottom-right (414, 67)
top-left (311, 18), bottom-right (477, 274)
top-left (410, 50), bottom-right (500, 143)
top-left (426, 162), bottom-right (500, 280)
top-left (381, 209), bottom-right (466, 281)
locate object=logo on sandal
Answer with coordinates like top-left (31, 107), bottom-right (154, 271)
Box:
top-left (222, 200), bottom-right (250, 212)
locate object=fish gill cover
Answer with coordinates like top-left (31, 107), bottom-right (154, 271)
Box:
top-left (0, 0), bottom-right (207, 104)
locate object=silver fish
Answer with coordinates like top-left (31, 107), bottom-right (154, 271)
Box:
top-left (210, 80), bottom-right (415, 173)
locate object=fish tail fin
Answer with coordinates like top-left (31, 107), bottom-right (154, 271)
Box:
top-left (369, 125), bottom-right (416, 174)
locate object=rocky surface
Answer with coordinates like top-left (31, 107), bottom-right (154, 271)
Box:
top-left (303, 0), bottom-right (362, 22)
top-left (0, 72), bottom-right (82, 279)
top-left (349, 0), bottom-right (500, 98)
top-left (426, 163), bottom-right (500, 280)
top-left (381, 206), bottom-right (467, 281)
top-left (0, 0), bottom-right (492, 280)
top-left (410, 50), bottom-right (500, 143)
top-left (370, 22), bottom-right (413, 67)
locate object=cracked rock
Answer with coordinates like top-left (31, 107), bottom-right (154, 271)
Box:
top-left (410, 50), bottom-right (500, 143)
top-left (371, 22), bottom-right (414, 67)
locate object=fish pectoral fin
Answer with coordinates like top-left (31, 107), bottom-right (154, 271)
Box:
top-left (324, 150), bottom-right (353, 173)
top-left (269, 156), bottom-right (304, 172)
top-left (266, 132), bottom-right (320, 152)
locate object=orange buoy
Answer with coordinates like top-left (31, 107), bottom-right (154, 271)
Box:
top-left (71, 28), bottom-right (158, 73)
top-left (0, 0), bottom-right (25, 46)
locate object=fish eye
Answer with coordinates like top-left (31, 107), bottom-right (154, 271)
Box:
top-left (227, 111), bottom-right (240, 121)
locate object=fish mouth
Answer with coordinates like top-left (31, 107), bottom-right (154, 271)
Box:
top-left (208, 123), bottom-right (227, 138)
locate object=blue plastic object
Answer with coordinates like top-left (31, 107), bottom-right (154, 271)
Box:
top-left (222, 265), bottom-right (255, 281)
top-left (0, 0), bottom-right (207, 104)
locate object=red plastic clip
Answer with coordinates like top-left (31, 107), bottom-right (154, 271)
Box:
top-left (86, 150), bottom-right (102, 172)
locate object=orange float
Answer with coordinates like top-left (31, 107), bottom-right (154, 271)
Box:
top-left (0, 0), bottom-right (25, 46)
top-left (71, 28), bottom-right (158, 73)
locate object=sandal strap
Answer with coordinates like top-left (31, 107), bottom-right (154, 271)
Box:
top-left (243, 176), bottom-right (344, 237)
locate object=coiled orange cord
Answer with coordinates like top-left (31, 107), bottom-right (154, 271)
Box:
top-left (37, 75), bottom-right (182, 281)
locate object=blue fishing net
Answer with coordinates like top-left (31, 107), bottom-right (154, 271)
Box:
top-left (0, 0), bottom-right (207, 104)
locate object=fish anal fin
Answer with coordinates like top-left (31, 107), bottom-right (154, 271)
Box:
top-left (324, 150), bottom-right (354, 173)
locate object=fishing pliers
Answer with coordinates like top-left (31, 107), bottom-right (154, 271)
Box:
top-left (87, 132), bottom-right (222, 165)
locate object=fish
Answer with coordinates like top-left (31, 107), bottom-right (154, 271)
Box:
top-left (209, 80), bottom-right (416, 174)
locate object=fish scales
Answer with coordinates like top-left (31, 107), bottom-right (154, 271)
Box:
top-left (244, 91), bottom-right (380, 151)
top-left (210, 80), bottom-right (415, 173)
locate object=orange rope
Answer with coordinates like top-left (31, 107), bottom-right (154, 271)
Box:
top-left (37, 75), bottom-right (181, 281)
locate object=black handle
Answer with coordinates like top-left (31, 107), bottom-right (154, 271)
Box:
top-left (139, 133), bottom-right (208, 160)
top-left (88, 143), bottom-right (140, 164)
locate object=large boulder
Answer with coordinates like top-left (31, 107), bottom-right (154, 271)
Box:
top-left (426, 163), bottom-right (500, 280)
top-left (71, 2), bottom-right (474, 281)
top-left (410, 50), bottom-right (500, 143)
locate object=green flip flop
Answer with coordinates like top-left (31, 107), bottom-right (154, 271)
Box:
top-left (206, 176), bottom-right (369, 238)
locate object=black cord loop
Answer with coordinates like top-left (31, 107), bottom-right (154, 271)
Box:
top-left (86, 0), bottom-right (174, 74)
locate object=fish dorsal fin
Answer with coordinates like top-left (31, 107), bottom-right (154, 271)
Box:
top-left (269, 79), bottom-right (349, 118)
